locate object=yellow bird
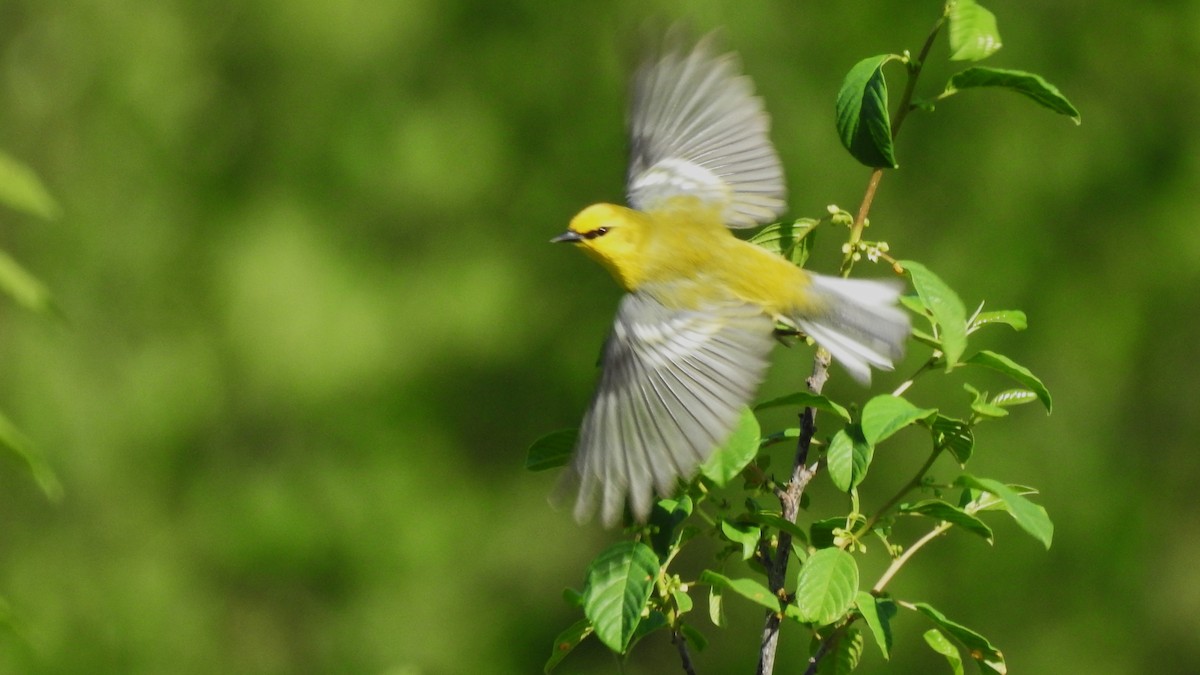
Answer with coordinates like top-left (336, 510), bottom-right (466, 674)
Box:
top-left (553, 36), bottom-right (910, 527)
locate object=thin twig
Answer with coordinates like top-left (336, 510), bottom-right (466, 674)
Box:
top-left (842, 13), bottom-right (947, 271)
top-left (672, 630), bottom-right (698, 675)
top-left (851, 446), bottom-right (943, 542)
top-left (873, 521), bottom-right (952, 593)
top-left (756, 349), bottom-right (829, 675)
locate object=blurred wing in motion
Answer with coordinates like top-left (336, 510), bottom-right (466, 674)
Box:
top-left (626, 35), bottom-right (787, 228)
top-left (568, 292), bottom-right (775, 526)
top-left (792, 274), bottom-right (911, 385)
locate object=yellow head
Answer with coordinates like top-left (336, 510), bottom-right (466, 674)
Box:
top-left (552, 203), bottom-right (648, 291)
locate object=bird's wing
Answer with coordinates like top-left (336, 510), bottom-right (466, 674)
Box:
top-left (626, 35), bottom-right (787, 228)
top-left (568, 292), bottom-right (774, 526)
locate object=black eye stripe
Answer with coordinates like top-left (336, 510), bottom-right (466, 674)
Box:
top-left (582, 227), bottom-right (609, 240)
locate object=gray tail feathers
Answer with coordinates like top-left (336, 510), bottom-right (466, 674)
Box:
top-left (794, 274), bottom-right (911, 384)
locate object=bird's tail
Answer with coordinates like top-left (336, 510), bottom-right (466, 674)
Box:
top-left (793, 274), bottom-right (911, 384)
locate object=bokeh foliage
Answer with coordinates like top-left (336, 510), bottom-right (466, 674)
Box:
top-left (0, 0), bottom-right (1197, 673)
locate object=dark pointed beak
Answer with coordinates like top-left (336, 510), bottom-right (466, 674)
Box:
top-left (550, 230), bottom-right (584, 244)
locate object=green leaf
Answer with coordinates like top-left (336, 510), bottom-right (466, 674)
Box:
top-left (699, 570), bottom-right (780, 612)
top-left (923, 628), bottom-right (965, 675)
top-left (827, 425), bottom-right (872, 492)
top-left (0, 410), bottom-right (62, 501)
top-left (966, 382), bottom-right (1009, 420)
top-left (956, 475), bottom-right (1053, 548)
top-left (900, 499), bottom-right (994, 543)
top-left (679, 622), bottom-right (708, 652)
top-left (946, 67), bottom-right (1081, 123)
top-left (860, 395), bottom-right (937, 446)
top-left (754, 391), bottom-right (851, 422)
top-left (628, 610), bottom-right (668, 651)
top-left (720, 520), bottom-right (762, 561)
top-left (750, 218), bottom-right (818, 267)
top-left (700, 408), bottom-right (760, 486)
top-left (855, 591), bottom-right (896, 660)
top-left (544, 618), bottom-right (593, 673)
top-left (582, 541), bottom-right (660, 654)
top-left (835, 54), bottom-right (902, 168)
top-left (815, 627), bottom-right (864, 675)
top-left (525, 429), bottom-right (576, 471)
top-left (0, 250), bottom-right (55, 313)
top-left (562, 587), bottom-right (584, 608)
top-left (649, 496), bottom-right (693, 558)
top-left (964, 350), bottom-right (1052, 413)
top-left (707, 584), bottom-right (725, 627)
top-left (912, 602), bottom-right (1006, 673)
top-left (947, 0), bottom-right (1002, 62)
top-left (810, 515), bottom-right (866, 549)
top-left (744, 511), bottom-right (810, 547)
top-left (792, 548), bottom-right (859, 626)
top-left (899, 293), bottom-right (926, 315)
top-left (0, 150), bottom-right (60, 220)
top-left (970, 310), bottom-right (1027, 332)
top-left (673, 589), bottom-right (694, 616)
top-left (901, 261), bottom-right (968, 368)
top-left (931, 414), bottom-right (974, 463)
top-left (991, 389), bottom-right (1040, 408)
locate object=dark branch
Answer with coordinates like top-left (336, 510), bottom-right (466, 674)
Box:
top-left (673, 630), bottom-right (698, 675)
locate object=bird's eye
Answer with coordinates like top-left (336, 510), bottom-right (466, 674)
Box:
top-left (583, 227), bottom-right (609, 240)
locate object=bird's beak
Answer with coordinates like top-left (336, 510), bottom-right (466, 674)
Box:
top-left (550, 230), bottom-right (584, 244)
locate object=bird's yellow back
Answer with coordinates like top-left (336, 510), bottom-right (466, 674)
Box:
top-left (567, 198), bottom-right (817, 318)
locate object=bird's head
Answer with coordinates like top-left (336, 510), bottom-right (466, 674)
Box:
top-left (552, 203), bottom-right (648, 291)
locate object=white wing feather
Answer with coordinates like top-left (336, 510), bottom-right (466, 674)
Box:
top-left (793, 274), bottom-right (911, 385)
top-left (626, 36), bottom-right (787, 228)
top-left (570, 293), bottom-right (775, 526)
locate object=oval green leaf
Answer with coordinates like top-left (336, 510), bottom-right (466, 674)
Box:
top-left (901, 260), bottom-right (968, 368)
top-left (679, 623), bottom-right (708, 652)
top-left (708, 584), bottom-right (724, 627)
top-left (923, 628), bottom-right (965, 675)
top-left (699, 570), bottom-right (780, 612)
top-left (754, 391), bottom-right (852, 422)
top-left (835, 54), bottom-right (902, 168)
top-left (861, 395), bottom-right (937, 447)
top-left (912, 602), bottom-right (1006, 673)
top-left (991, 388), bottom-right (1040, 408)
top-left (720, 520), bottom-right (762, 561)
top-left (744, 511), bottom-right (810, 547)
top-left (946, 67), bottom-right (1080, 123)
top-left (900, 499), bottom-right (994, 543)
top-left (971, 309), bottom-right (1027, 332)
top-left (526, 429), bottom-right (576, 471)
top-left (700, 408), bottom-right (760, 486)
top-left (0, 150), bottom-right (60, 220)
top-left (749, 218), bottom-right (818, 267)
top-left (544, 618), bottom-right (593, 673)
top-left (855, 591), bottom-right (896, 660)
top-left (0, 250), bottom-right (55, 314)
top-left (931, 414), bottom-right (974, 464)
top-left (948, 0), bottom-right (1002, 62)
top-left (827, 425), bottom-right (873, 493)
top-left (0, 410), bottom-right (62, 501)
top-left (956, 474), bottom-right (1053, 549)
top-left (792, 547), bottom-right (859, 626)
top-left (964, 350), bottom-right (1052, 413)
top-left (582, 541), bottom-right (660, 654)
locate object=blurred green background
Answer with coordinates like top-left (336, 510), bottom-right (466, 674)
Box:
top-left (0, 0), bottom-right (1197, 673)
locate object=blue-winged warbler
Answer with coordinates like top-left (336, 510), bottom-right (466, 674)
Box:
top-left (553, 36), bottom-right (910, 527)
